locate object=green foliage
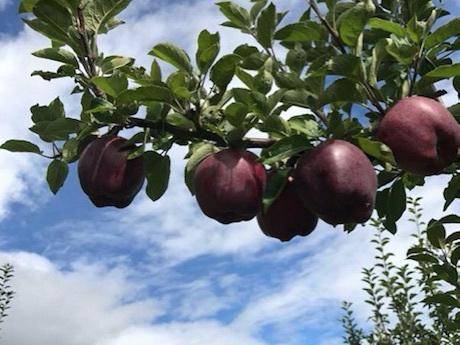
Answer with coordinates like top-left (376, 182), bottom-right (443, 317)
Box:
top-left (0, 264), bottom-right (15, 331)
top-left (2, 0), bottom-right (458, 235)
top-left (342, 198), bottom-right (460, 344)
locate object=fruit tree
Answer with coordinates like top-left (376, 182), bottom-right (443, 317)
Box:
top-left (1, 0), bottom-right (460, 315)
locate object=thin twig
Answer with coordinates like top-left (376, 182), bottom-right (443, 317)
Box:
top-left (308, 0), bottom-right (346, 54)
top-left (76, 7), bottom-right (103, 97)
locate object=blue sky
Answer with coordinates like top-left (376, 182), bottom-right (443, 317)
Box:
top-left (0, 1), bottom-right (458, 344)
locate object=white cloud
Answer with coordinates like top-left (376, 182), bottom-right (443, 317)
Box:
top-left (0, 28), bottom-right (80, 219)
top-left (0, 0), bottom-right (9, 11)
top-left (0, 251), bottom-right (161, 345)
top-left (97, 322), bottom-right (265, 345)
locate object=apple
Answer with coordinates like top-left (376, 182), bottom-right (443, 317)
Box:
top-left (78, 136), bottom-right (145, 208)
top-left (257, 175), bottom-right (318, 242)
top-left (377, 96), bottom-right (460, 175)
top-left (193, 149), bottom-right (266, 224)
top-left (294, 139), bottom-right (377, 225)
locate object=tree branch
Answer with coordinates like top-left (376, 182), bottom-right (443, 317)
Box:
top-left (126, 117), bottom-right (276, 149)
top-left (76, 7), bottom-right (104, 97)
top-left (308, 0), bottom-right (387, 117)
top-left (308, 0), bottom-right (346, 54)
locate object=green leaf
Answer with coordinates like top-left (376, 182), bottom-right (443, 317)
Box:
top-left (256, 3), bottom-right (276, 48)
top-left (427, 222), bottom-right (446, 249)
top-left (386, 36), bottom-right (418, 65)
top-left (31, 65), bottom-right (76, 81)
top-left (437, 214), bottom-right (460, 224)
top-left (184, 144), bottom-right (218, 194)
top-left (250, 0), bottom-right (267, 22)
top-left (0, 140), bottom-right (41, 154)
top-left (150, 43), bottom-right (193, 73)
top-left (118, 86), bottom-right (174, 104)
top-left (217, 1), bottom-right (251, 30)
top-left (196, 30), bottom-right (220, 74)
top-left (144, 152), bottom-right (171, 201)
top-left (369, 39), bottom-right (389, 85)
top-left (425, 18), bottom-right (460, 49)
top-left (281, 89), bottom-right (314, 108)
top-left (150, 59), bottom-right (162, 82)
top-left (167, 71), bottom-right (191, 99)
top-left (312, 54), bottom-right (364, 82)
top-left (274, 22), bottom-right (323, 42)
top-left (262, 168), bottom-right (290, 212)
top-left (225, 102), bottom-right (248, 127)
top-left (254, 70), bottom-right (273, 94)
top-left (387, 179), bottom-right (406, 222)
top-left (338, 5), bottom-right (369, 46)
top-left (31, 97), bottom-right (65, 123)
top-left (261, 135), bottom-right (311, 165)
top-left (166, 113), bottom-right (195, 130)
top-left (92, 73), bottom-right (128, 97)
top-left (319, 78), bottom-right (365, 106)
top-left (23, 18), bottom-right (69, 44)
top-left (236, 67), bottom-right (255, 89)
top-left (33, 0), bottom-right (73, 39)
top-left (62, 138), bottom-right (79, 163)
top-left (285, 45), bottom-right (307, 73)
top-left (82, 0), bottom-right (131, 34)
top-left (408, 254), bottom-right (438, 264)
top-left (32, 48), bottom-right (78, 67)
top-left (19, 0), bottom-right (39, 13)
top-left (425, 64), bottom-right (460, 78)
top-left (424, 294), bottom-right (460, 307)
top-left (451, 247), bottom-right (460, 266)
top-left (100, 56), bottom-right (134, 74)
top-left (357, 138), bottom-right (396, 165)
top-left (210, 54), bottom-right (241, 92)
top-left (30, 118), bottom-right (81, 142)
top-left (444, 175), bottom-right (460, 211)
top-left (446, 232), bottom-right (460, 244)
top-left (288, 115), bottom-right (320, 138)
top-left (46, 159), bottom-right (68, 194)
top-left (368, 18), bottom-right (406, 37)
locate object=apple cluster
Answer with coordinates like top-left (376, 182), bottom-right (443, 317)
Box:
top-left (77, 96), bottom-right (460, 242)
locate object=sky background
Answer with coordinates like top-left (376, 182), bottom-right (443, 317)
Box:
top-left (0, 1), bottom-right (458, 344)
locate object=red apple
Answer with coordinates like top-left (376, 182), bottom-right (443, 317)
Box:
top-left (257, 175), bottom-right (318, 242)
top-left (378, 96), bottom-right (460, 175)
top-left (193, 149), bottom-right (266, 224)
top-left (78, 136), bottom-right (145, 208)
top-left (294, 139), bottom-right (377, 225)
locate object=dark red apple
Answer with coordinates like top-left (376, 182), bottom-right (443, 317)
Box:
top-left (257, 175), bottom-right (318, 242)
top-left (377, 96), bottom-right (460, 176)
top-left (193, 149), bottom-right (266, 224)
top-left (294, 139), bottom-right (377, 225)
top-left (78, 136), bottom-right (145, 208)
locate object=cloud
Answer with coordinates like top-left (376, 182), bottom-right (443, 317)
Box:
top-left (0, 251), bottom-right (161, 345)
top-left (0, 0), bottom-right (9, 11)
top-left (96, 322), bottom-right (265, 345)
top-left (0, 28), bottom-right (77, 219)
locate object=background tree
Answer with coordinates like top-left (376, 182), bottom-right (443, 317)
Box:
top-left (341, 198), bottom-right (460, 344)
top-left (0, 264), bottom-right (14, 332)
